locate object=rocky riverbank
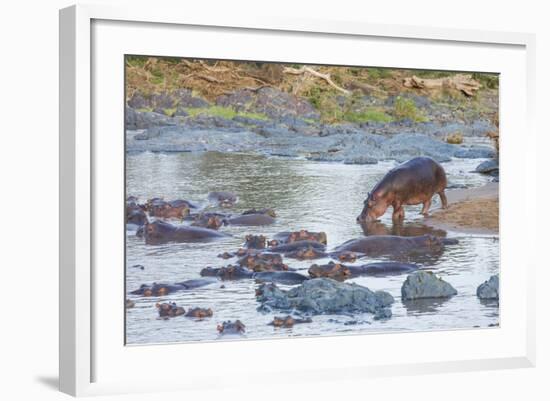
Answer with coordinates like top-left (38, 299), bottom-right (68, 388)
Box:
top-left (126, 89), bottom-right (497, 165)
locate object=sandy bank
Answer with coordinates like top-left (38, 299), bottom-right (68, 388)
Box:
top-left (426, 183), bottom-right (499, 235)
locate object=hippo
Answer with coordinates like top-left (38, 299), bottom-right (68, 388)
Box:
top-left (273, 230), bottom-right (327, 245)
top-left (253, 271), bottom-right (310, 285)
top-left (237, 253), bottom-right (288, 272)
top-left (185, 307), bottom-right (214, 318)
top-left (147, 198), bottom-right (194, 219)
top-left (191, 213), bottom-right (226, 230)
top-left (268, 240), bottom-right (326, 253)
top-left (156, 302), bottom-right (185, 318)
top-left (268, 315), bottom-right (312, 328)
top-left (208, 191), bottom-right (238, 208)
top-left (217, 320), bottom-right (245, 335)
top-left (225, 213), bottom-right (276, 226)
top-left (330, 251), bottom-right (363, 263)
top-left (308, 261), bottom-right (419, 280)
top-left (200, 265), bottom-right (254, 280)
top-left (284, 246), bottom-right (328, 260)
top-left (126, 197), bottom-right (148, 227)
top-left (200, 266), bottom-right (307, 285)
top-left (130, 277), bottom-right (217, 296)
top-left (242, 208), bottom-right (276, 218)
top-left (244, 234), bottom-right (267, 249)
top-left (125, 299), bottom-right (135, 309)
top-left (357, 157), bottom-right (448, 223)
top-left (142, 220), bottom-right (228, 244)
top-left (334, 234), bottom-right (446, 257)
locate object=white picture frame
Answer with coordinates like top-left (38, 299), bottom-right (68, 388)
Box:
top-left (59, 4), bottom-right (536, 397)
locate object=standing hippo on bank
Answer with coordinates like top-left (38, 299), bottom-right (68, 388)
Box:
top-left (357, 157), bottom-right (448, 223)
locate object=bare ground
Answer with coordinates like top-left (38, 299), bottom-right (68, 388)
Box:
top-left (426, 183), bottom-right (499, 235)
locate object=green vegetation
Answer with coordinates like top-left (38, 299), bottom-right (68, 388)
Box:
top-left (183, 106), bottom-right (269, 121)
top-left (472, 72), bottom-right (499, 89)
top-left (366, 68), bottom-right (393, 80)
top-left (392, 97), bottom-right (428, 122)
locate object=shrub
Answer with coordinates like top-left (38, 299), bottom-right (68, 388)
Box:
top-left (393, 96), bottom-right (427, 122)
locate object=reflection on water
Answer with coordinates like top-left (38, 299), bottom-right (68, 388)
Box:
top-left (126, 152), bottom-right (499, 344)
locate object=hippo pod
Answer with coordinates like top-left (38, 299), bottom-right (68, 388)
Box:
top-left (208, 191), bottom-right (238, 208)
top-left (334, 234), bottom-right (447, 257)
top-left (308, 261), bottom-right (419, 280)
top-left (157, 302), bottom-right (186, 318)
top-left (142, 220), bottom-right (228, 244)
top-left (147, 198), bottom-right (196, 219)
top-left (130, 278), bottom-right (218, 297)
top-left (357, 157), bottom-right (448, 223)
top-left (225, 213), bottom-right (276, 226)
top-left (272, 230), bottom-right (327, 245)
top-left (217, 320), bottom-right (245, 335)
top-left (268, 315), bottom-right (312, 328)
top-left (268, 240), bottom-right (326, 253)
top-left (200, 265), bottom-right (308, 285)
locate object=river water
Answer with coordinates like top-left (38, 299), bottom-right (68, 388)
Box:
top-left (125, 151), bottom-right (499, 345)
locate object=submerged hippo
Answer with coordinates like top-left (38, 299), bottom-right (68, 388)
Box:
top-left (268, 240), bottom-right (326, 253)
top-left (185, 307), bottom-right (214, 318)
top-left (284, 246), bottom-right (328, 260)
top-left (268, 315), bottom-right (312, 328)
top-left (191, 212), bottom-right (226, 230)
top-left (208, 191), bottom-right (238, 208)
top-left (225, 213), bottom-right (276, 226)
top-left (244, 234), bottom-right (267, 249)
top-left (217, 320), bottom-right (245, 335)
top-left (147, 198), bottom-right (194, 219)
top-left (126, 197), bottom-right (147, 227)
top-left (242, 208), bottom-right (276, 218)
top-left (237, 253), bottom-right (287, 272)
top-left (253, 271), bottom-right (309, 285)
top-left (142, 220), bottom-right (228, 244)
top-left (200, 265), bottom-right (307, 284)
top-left (157, 302), bottom-right (185, 318)
top-left (308, 261), bottom-right (419, 280)
top-left (357, 157), bottom-right (448, 223)
top-left (130, 277), bottom-right (217, 296)
top-left (273, 230), bottom-right (327, 245)
top-left (334, 234), bottom-right (447, 257)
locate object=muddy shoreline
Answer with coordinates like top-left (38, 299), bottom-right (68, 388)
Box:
top-left (426, 183), bottom-right (499, 235)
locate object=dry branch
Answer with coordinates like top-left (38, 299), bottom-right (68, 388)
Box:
top-left (402, 74), bottom-right (481, 97)
top-left (283, 66), bottom-right (351, 95)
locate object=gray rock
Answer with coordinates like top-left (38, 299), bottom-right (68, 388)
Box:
top-left (401, 271), bottom-right (457, 300)
top-left (454, 146), bottom-right (495, 159)
top-left (477, 274), bottom-right (499, 300)
top-left (125, 107), bottom-right (179, 130)
top-left (256, 278), bottom-right (394, 316)
top-left (381, 133), bottom-right (455, 162)
top-left (476, 159), bottom-right (499, 174)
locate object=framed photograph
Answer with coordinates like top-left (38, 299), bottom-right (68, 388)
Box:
top-left (59, 4), bottom-right (536, 396)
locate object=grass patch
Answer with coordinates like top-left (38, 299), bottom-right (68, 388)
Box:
top-left (184, 106), bottom-right (269, 121)
top-left (366, 68), bottom-right (393, 80)
top-left (392, 96), bottom-right (428, 122)
top-left (163, 107), bottom-right (177, 117)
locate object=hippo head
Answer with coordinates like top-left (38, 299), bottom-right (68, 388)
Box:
top-left (143, 220), bottom-right (174, 242)
top-left (357, 191), bottom-right (389, 223)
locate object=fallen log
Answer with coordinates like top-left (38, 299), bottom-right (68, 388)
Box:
top-left (283, 66), bottom-right (351, 95)
top-left (402, 74), bottom-right (481, 97)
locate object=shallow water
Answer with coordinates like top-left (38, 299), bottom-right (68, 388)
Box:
top-left (125, 151), bottom-right (499, 345)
